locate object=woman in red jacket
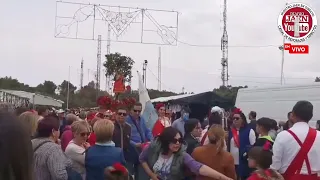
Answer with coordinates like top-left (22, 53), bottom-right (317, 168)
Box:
top-left (152, 103), bottom-right (171, 137)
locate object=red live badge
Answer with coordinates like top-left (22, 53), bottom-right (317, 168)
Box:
top-left (284, 43), bottom-right (309, 54)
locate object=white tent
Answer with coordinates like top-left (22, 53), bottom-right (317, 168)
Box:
top-left (0, 89), bottom-right (64, 107)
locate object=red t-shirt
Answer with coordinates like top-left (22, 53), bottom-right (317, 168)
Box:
top-left (152, 120), bottom-right (165, 137)
top-left (247, 169), bottom-right (274, 180)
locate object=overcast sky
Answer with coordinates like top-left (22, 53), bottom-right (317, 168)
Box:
top-left (0, 0), bottom-right (319, 94)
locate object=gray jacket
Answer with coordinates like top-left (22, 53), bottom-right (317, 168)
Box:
top-left (147, 139), bottom-right (186, 180)
top-left (32, 138), bottom-right (72, 180)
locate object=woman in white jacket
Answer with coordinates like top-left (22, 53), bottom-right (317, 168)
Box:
top-left (65, 121), bottom-right (91, 179)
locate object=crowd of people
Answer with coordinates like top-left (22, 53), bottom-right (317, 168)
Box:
top-left (0, 98), bottom-right (319, 180)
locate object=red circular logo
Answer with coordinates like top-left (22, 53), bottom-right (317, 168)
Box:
top-left (278, 3), bottom-right (317, 42)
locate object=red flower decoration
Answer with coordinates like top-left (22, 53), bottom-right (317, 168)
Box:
top-left (122, 98), bottom-right (129, 105)
top-left (233, 108), bottom-right (242, 114)
top-left (112, 163), bottom-right (128, 175)
top-left (128, 97), bottom-right (136, 105)
top-left (97, 96), bottom-right (113, 109)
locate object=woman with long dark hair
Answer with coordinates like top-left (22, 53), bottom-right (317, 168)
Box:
top-left (139, 127), bottom-right (233, 180)
top-left (184, 118), bottom-right (202, 154)
top-left (227, 108), bottom-right (256, 180)
top-left (0, 112), bottom-right (33, 180)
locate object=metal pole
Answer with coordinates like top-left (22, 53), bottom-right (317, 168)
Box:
top-left (280, 36), bottom-right (285, 85)
top-left (66, 66), bottom-right (70, 109)
top-left (280, 2), bottom-right (288, 85)
top-left (143, 60), bottom-right (148, 87)
top-left (142, 60), bottom-right (148, 87)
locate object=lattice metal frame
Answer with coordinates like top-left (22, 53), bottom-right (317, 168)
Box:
top-left (54, 1), bottom-right (179, 46)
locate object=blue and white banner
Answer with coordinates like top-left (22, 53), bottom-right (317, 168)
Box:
top-left (137, 71), bottom-right (158, 129)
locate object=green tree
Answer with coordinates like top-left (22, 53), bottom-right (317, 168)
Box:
top-left (104, 53), bottom-right (135, 82)
top-left (315, 77), bottom-right (320, 82)
top-left (36, 81), bottom-right (57, 95)
top-left (0, 77), bottom-right (34, 92)
top-left (213, 85), bottom-right (248, 105)
top-left (58, 80), bottom-right (77, 96)
top-left (0, 76), bottom-right (180, 108)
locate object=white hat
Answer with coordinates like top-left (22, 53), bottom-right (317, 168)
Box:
top-left (211, 106), bottom-right (222, 113)
top-left (56, 109), bottom-right (65, 114)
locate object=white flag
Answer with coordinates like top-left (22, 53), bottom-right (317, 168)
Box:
top-left (137, 71), bottom-right (149, 111)
top-left (137, 71), bottom-right (158, 129)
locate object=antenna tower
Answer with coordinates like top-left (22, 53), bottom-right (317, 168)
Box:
top-left (158, 47), bottom-right (162, 91)
top-left (96, 35), bottom-right (102, 98)
top-left (221, 0), bottom-right (229, 86)
top-left (80, 58), bottom-right (84, 88)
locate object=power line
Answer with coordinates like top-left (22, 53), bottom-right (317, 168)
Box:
top-left (176, 39), bottom-right (278, 48)
top-left (146, 67), bottom-right (178, 92)
top-left (150, 65), bottom-right (315, 80)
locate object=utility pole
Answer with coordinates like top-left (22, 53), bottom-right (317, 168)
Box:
top-left (106, 24), bottom-right (111, 93)
top-left (279, 36), bottom-right (285, 85)
top-left (142, 60), bottom-right (148, 87)
top-left (80, 58), bottom-right (84, 89)
top-left (96, 35), bottom-right (101, 99)
top-left (280, 2), bottom-right (288, 85)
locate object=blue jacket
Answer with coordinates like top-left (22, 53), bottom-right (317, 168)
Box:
top-left (227, 126), bottom-right (253, 178)
top-left (85, 145), bottom-right (126, 180)
top-left (126, 115), bottom-right (153, 164)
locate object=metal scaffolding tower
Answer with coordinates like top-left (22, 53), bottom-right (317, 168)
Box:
top-left (96, 35), bottom-right (102, 97)
top-left (221, 0), bottom-right (229, 86)
top-left (80, 58), bottom-right (84, 89)
top-left (158, 47), bottom-right (162, 91)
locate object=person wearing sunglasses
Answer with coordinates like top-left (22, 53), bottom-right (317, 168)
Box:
top-left (227, 108), bottom-right (256, 180)
top-left (140, 127), bottom-right (234, 180)
top-left (113, 107), bottom-right (131, 163)
top-left (126, 102), bottom-right (153, 179)
top-left (65, 121), bottom-right (91, 179)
